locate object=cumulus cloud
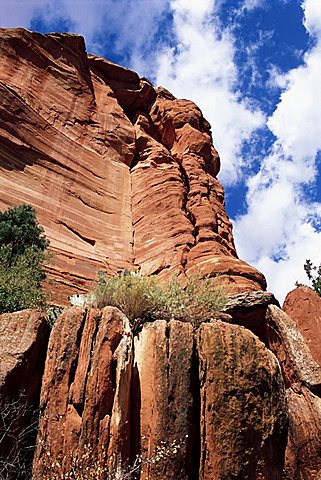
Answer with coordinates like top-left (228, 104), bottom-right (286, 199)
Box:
top-left (0, 0), bottom-right (169, 62)
top-left (234, 0), bottom-right (321, 302)
top-left (154, 0), bottom-right (265, 185)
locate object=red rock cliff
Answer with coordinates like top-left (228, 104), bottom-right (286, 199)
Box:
top-left (0, 28), bottom-right (265, 303)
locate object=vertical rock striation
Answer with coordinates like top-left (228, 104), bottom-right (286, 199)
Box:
top-left (33, 308), bottom-right (288, 480)
top-left (33, 307), bottom-right (132, 478)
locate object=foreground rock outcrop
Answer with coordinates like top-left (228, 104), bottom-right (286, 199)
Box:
top-left (32, 307), bottom-right (288, 480)
top-left (267, 304), bottom-right (321, 480)
top-left (0, 28), bottom-right (265, 303)
top-left (0, 310), bottom-right (50, 479)
top-left (33, 307), bottom-right (132, 478)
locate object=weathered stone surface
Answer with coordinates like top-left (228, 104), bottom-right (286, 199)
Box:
top-left (223, 290), bottom-right (280, 342)
top-left (133, 320), bottom-right (196, 480)
top-left (32, 306), bottom-right (132, 478)
top-left (0, 309), bottom-right (50, 398)
top-left (0, 309), bottom-right (50, 478)
top-left (283, 285), bottom-right (321, 367)
top-left (0, 28), bottom-right (135, 303)
top-left (0, 27), bottom-right (266, 304)
top-left (266, 305), bottom-right (321, 479)
top-left (197, 320), bottom-right (288, 480)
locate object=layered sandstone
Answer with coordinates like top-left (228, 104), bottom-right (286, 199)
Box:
top-left (0, 28), bottom-right (265, 303)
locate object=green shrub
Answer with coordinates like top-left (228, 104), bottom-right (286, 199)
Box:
top-left (303, 259), bottom-right (321, 297)
top-left (90, 270), bottom-right (227, 325)
top-left (91, 270), bottom-right (164, 322)
top-left (0, 205), bottom-right (49, 313)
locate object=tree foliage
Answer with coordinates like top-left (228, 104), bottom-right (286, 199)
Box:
top-left (303, 259), bottom-right (321, 297)
top-left (0, 205), bottom-right (49, 313)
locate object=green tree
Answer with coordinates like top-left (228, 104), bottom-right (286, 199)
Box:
top-left (0, 204), bottom-right (49, 313)
top-left (303, 259), bottom-right (321, 297)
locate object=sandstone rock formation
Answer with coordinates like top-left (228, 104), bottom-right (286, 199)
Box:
top-left (33, 308), bottom-right (288, 480)
top-left (0, 310), bottom-right (50, 399)
top-left (1, 27), bottom-right (321, 480)
top-left (266, 305), bottom-right (321, 480)
top-left (0, 309), bottom-right (50, 478)
top-left (0, 28), bottom-right (265, 304)
top-left (33, 306), bottom-right (132, 478)
top-left (283, 285), bottom-right (321, 367)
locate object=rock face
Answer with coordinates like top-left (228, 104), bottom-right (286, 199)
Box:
top-left (0, 28), bottom-right (265, 304)
top-left (0, 310), bottom-right (50, 478)
top-left (283, 285), bottom-right (321, 367)
top-left (266, 305), bottom-right (321, 480)
top-left (197, 321), bottom-right (287, 480)
top-left (33, 307), bottom-right (132, 478)
top-left (33, 308), bottom-right (288, 480)
top-left (2, 27), bottom-right (321, 480)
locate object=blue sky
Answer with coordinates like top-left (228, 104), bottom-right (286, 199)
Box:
top-left (1, 0), bottom-right (321, 302)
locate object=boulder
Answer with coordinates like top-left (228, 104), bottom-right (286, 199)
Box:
top-left (0, 309), bottom-right (50, 478)
top-left (283, 285), bottom-right (321, 367)
top-left (197, 321), bottom-right (288, 480)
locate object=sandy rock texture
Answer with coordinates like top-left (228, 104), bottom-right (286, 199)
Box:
top-left (0, 309), bottom-right (50, 478)
top-left (283, 285), bottom-right (321, 367)
top-left (32, 306), bottom-right (132, 478)
top-left (33, 308), bottom-right (288, 480)
top-left (267, 305), bottom-right (321, 480)
top-left (0, 28), bottom-right (265, 303)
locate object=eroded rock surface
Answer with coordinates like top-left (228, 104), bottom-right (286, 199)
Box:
top-left (266, 305), bottom-right (321, 480)
top-left (32, 306), bottom-right (132, 478)
top-left (0, 309), bottom-right (50, 478)
top-left (283, 285), bottom-right (321, 367)
top-left (197, 321), bottom-right (287, 480)
top-left (32, 309), bottom-right (289, 480)
top-left (0, 28), bottom-right (265, 303)
top-left (0, 309), bottom-right (50, 398)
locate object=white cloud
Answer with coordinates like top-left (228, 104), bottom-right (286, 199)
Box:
top-left (154, 0), bottom-right (265, 185)
top-left (234, 0), bottom-right (321, 302)
top-left (0, 0), bottom-right (169, 61)
top-left (303, 0), bottom-right (321, 36)
top-left (0, 1), bottom-right (39, 27)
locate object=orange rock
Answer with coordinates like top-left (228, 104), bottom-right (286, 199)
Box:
top-left (133, 320), bottom-right (195, 479)
top-left (0, 309), bottom-right (50, 478)
top-left (32, 306), bottom-right (132, 478)
top-left (266, 305), bottom-right (321, 479)
top-left (197, 320), bottom-right (288, 480)
top-left (0, 28), bottom-right (266, 303)
top-left (283, 285), bottom-right (321, 367)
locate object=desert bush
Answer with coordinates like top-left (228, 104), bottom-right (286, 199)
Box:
top-left (90, 270), bottom-right (227, 326)
top-left (0, 205), bottom-right (49, 313)
top-left (90, 270), bottom-right (164, 322)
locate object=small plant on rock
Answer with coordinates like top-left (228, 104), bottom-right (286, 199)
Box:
top-left (90, 270), bottom-right (227, 326)
top-left (302, 259), bottom-right (321, 297)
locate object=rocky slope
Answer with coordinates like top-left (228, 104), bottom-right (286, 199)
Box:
top-left (0, 28), bottom-right (265, 303)
top-left (0, 28), bottom-right (321, 480)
